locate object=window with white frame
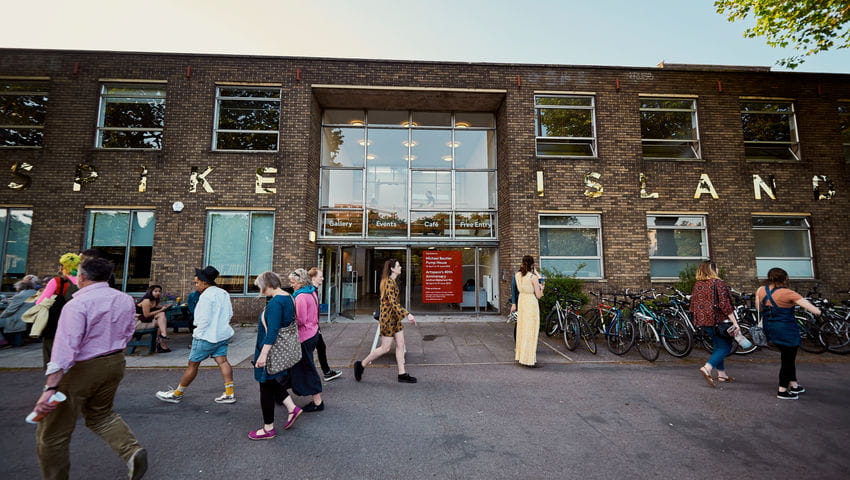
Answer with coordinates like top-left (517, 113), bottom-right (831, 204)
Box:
top-left (213, 87), bottom-right (281, 151)
top-left (97, 85), bottom-right (165, 149)
top-left (839, 101), bottom-right (850, 163)
top-left (752, 216), bottom-right (813, 279)
top-left (640, 97), bottom-right (700, 159)
top-left (0, 80), bottom-right (48, 148)
top-left (740, 100), bottom-right (800, 161)
top-left (647, 215), bottom-right (708, 279)
top-left (0, 208), bottom-right (33, 291)
top-left (539, 214), bottom-right (603, 278)
top-left (205, 211), bottom-right (274, 294)
top-left (84, 210), bottom-right (156, 292)
top-left (534, 95), bottom-right (596, 157)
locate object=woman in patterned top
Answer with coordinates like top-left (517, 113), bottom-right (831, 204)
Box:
top-left (690, 260), bottom-right (740, 388)
top-left (354, 258), bottom-right (417, 383)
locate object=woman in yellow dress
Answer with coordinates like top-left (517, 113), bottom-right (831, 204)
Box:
top-left (512, 255), bottom-right (545, 368)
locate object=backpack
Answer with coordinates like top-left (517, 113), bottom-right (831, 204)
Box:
top-left (40, 276), bottom-right (79, 339)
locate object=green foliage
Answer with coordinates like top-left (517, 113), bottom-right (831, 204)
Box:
top-left (538, 268), bottom-right (588, 321)
top-left (715, 0), bottom-right (850, 69)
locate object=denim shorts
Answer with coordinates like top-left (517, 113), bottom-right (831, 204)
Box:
top-left (189, 338), bottom-right (229, 362)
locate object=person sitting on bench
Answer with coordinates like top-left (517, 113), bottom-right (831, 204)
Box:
top-left (136, 285), bottom-right (171, 352)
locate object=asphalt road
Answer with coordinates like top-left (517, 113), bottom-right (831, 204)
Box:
top-left (2, 357), bottom-right (849, 480)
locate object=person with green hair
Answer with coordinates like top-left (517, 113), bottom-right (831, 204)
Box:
top-left (35, 253), bottom-right (81, 365)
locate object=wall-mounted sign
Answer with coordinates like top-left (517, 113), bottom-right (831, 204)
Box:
top-left (422, 250), bottom-right (462, 303)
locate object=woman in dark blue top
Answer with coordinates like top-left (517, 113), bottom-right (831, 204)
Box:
top-left (248, 271), bottom-right (302, 440)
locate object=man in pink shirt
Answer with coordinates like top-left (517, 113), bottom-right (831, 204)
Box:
top-left (31, 257), bottom-right (147, 480)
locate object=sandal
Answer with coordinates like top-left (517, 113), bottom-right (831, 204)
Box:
top-left (717, 376), bottom-right (736, 383)
top-left (699, 366), bottom-right (715, 388)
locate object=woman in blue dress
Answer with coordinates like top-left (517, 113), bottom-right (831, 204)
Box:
top-left (248, 271), bottom-right (303, 440)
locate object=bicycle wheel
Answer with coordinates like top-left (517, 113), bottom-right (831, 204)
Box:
top-left (796, 313), bottom-right (826, 354)
top-left (660, 314), bottom-right (693, 358)
top-left (583, 309), bottom-right (602, 334)
top-left (563, 312), bottom-right (578, 351)
top-left (578, 314), bottom-right (597, 354)
top-left (820, 316), bottom-right (850, 354)
top-left (544, 306), bottom-right (560, 337)
top-left (606, 316), bottom-right (634, 355)
top-left (635, 320), bottom-right (661, 362)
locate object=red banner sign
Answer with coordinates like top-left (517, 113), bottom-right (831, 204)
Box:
top-left (422, 250), bottom-right (463, 303)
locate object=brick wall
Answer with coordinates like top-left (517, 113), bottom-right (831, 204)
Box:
top-left (1, 49), bottom-right (849, 321)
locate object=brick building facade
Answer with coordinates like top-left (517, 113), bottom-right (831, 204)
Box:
top-left (1, 49), bottom-right (848, 322)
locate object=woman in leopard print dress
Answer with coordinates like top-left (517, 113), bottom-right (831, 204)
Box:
top-left (353, 258), bottom-right (418, 383)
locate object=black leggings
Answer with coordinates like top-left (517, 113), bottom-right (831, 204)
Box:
top-left (259, 377), bottom-right (291, 425)
top-left (316, 332), bottom-right (330, 374)
top-left (777, 344), bottom-right (798, 388)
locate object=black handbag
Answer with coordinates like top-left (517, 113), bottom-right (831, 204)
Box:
top-left (372, 310), bottom-right (380, 321)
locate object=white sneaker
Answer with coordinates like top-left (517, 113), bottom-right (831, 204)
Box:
top-left (214, 393), bottom-right (236, 404)
top-left (155, 389), bottom-right (182, 403)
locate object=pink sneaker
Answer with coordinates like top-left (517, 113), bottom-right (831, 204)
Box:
top-left (248, 427), bottom-right (276, 440)
top-left (283, 406), bottom-right (302, 430)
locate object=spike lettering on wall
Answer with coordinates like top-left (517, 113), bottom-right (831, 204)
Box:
top-left (189, 166), bottom-right (215, 193)
top-left (9, 162), bottom-right (33, 190)
top-left (584, 172), bottom-right (603, 198)
top-left (255, 167), bottom-right (278, 194)
top-left (753, 174), bottom-right (776, 200)
top-left (138, 166), bottom-right (148, 193)
top-left (639, 173), bottom-right (659, 198)
top-left (73, 164), bottom-right (98, 191)
top-left (693, 173), bottom-right (719, 199)
top-left (812, 175), bottom-right (835, 200)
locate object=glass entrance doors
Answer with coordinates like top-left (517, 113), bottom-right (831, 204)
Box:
top-left (320, 245), bottom-right (498, 319)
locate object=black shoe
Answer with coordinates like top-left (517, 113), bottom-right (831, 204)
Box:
top-left (524, 363), bottom-right (543, 369)
top-left (788, 385), bottom-right (806, 394)
top-left (127, 447), bottom-right (147, 480)
top-left (354, 361), bottom-right (364, 382)
top-left (777, 390), bottom-right (799, 400)
top-left (302, 401), bottom-right (325, 412)
top-left (398, 373), bottom-right (417, 383)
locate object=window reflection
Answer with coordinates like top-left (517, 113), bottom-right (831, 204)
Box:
top-left (411, 130), bottom-right (453, 168)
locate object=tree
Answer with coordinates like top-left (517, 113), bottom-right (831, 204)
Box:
top-left (715, 0), bottom-right (850, 68)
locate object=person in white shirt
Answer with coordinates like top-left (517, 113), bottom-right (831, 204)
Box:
top-left (155, 266), bottom-right (236, 404)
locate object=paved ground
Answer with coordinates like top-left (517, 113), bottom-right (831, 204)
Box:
top-left (2, 319), bottom-right (849, 479)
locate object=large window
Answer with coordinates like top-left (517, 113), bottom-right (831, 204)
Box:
top-left (539, 214), bottom-right (603, 278)
top-left (534, 95), bottom-right (596, 157)
top-left (752, 216), bottom-right (813, 279)
top-left (640, 97), bottom-right (700, 159)
top-left (0, 80), bottom-right (48, 148)
top-left (213, 87), bottom-right (281, 151)
top-left (84, 210), bottom-right (155, 292)
top-left (205, 211), bottom-right (274, 294)
top-left (740, 100), bottom-right (800, 161)
top-left (97, 85), bottom-right (165, 149)
top-left (839, 101), bottom-right (850, 163)
top-left (320, 110), bottom-right (496, 239)
top-left (647, 215), bottom-right (708, 279)
top-left (0, 208), bottom-right (32, 291)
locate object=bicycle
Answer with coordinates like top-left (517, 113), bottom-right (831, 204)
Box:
top-left (626, 291), bottom-right (662, 362)
top-left (603, 296), bottom-right (635, 356)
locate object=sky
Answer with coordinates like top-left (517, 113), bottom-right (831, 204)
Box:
top-left (3, 0), bottom-right (849, 74)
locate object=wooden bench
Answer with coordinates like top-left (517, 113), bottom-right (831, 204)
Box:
top-left (126, 327), bottom-right (157, 354)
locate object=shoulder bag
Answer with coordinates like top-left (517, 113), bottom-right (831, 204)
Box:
top-left (262, 302), bottom-right (301, 375)
top-left (750, 290), bottom-right (769, 347)
top-left (712, 281), bottom-right (733, 340)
